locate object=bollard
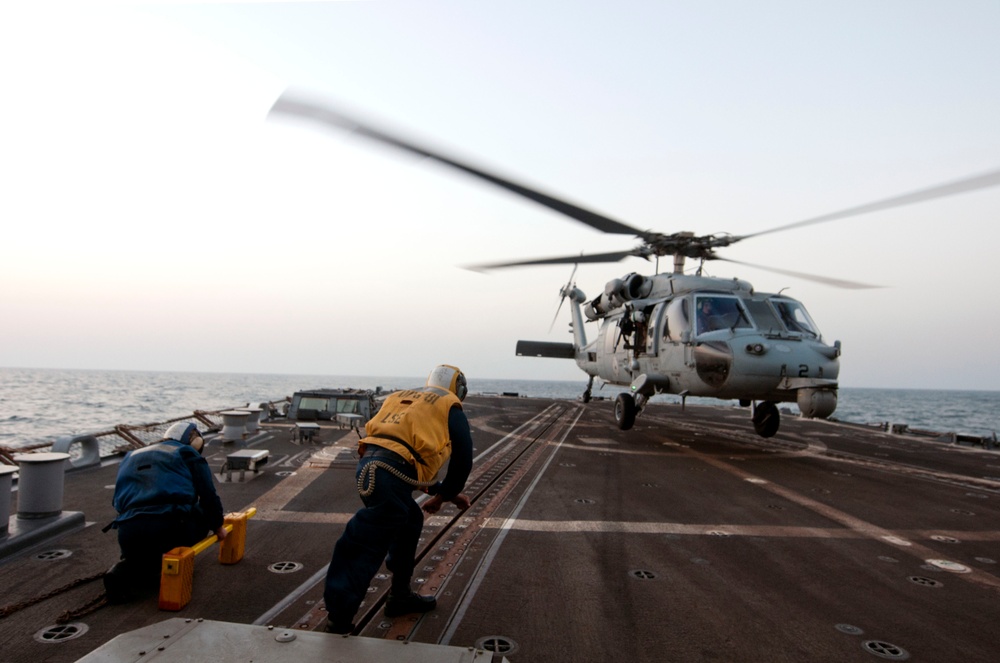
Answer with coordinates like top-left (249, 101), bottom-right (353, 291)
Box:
top-left (159, 507), bottom-right (257, 611)
top-left (13, 452), bottom-right (70, 519)
top-left (220, 410), bottom-right (250, 442)
top-left (238, 408), bottom-right (262, 434)
top-left (1, 465), bottom-right (17, 536)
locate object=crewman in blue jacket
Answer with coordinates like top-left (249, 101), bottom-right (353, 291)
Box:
top-left (104, 422), bottom-right (226, 602)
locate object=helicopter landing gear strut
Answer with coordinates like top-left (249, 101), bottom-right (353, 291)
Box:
top-left (582, 375), bottom-right (594, 403)
top-left (752, 401), bottom-right (780, 438)
top-left (615, 374), bottom-right (656, 431)
top-left (614, 393), bottom-right (637, 430)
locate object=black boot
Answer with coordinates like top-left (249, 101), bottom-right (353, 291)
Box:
top-left (384, 591), bottom-right (437, 617)
top-left (324, 619), bottom-right (355, 635)
top-left (103, 561), bottom-right (136, 604)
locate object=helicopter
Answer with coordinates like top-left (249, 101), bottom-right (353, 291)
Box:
top-left (268, 93), bottom-right (1000, 438)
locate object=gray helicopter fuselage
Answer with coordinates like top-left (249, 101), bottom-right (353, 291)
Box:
top-left (568, 272), bottom-right (840, 417)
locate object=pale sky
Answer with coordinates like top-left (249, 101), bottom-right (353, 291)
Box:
top-left (1, 1), bottom-right (999, 390)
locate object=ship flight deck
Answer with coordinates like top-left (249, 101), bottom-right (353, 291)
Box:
top-left (1, 395), bottom-right (998, 662)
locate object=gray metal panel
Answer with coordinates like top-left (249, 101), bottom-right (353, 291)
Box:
top-left (515, 340), bottom-right (576, 359)
top-left (76, 618), bottom-right (504, 663)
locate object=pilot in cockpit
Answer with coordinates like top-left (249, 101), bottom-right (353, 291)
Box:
top-left (697, 298), bottom-right (717, 334)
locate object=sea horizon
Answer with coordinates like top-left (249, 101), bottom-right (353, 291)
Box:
top-left (2, 366), bottom-right (997, 449)
top-left (4, 364), bottom-right (998, 394)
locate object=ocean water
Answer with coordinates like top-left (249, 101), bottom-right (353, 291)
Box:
top-left (1, 367), bottom-right (997, 449)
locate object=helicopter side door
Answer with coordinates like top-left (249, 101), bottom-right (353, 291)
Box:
top-left (654, 297), bottom-right (695, 375)
top-left (646, 302), bottom-right (667, 357)
top-left (596, 314), bottom-right (628, 384)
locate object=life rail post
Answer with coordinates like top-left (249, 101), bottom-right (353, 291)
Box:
top-left (158, 507), bottom-right (257, 611)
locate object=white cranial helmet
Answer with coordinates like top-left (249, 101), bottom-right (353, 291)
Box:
top-left (426, 364), bottom-right (468, 401)
top-left (164, 422), bottom-right (205, 453)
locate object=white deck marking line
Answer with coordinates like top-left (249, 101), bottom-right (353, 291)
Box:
top-left (253, 564), bottom-right (331, 626)
top-left (252, 510), bottom-right (355, 524)
top-left (244, 426), bottom-right (382, 516)
top-left (679, 444), bottom-right (1000, 592)
top-left (439, 403), bottom-right (586, 645)
top-left (251, 403), bottom-right (569, 630)
top-left (470, 403), bottom-right (567, 463)
top-left (477, 518), bottom-right (1000, 540)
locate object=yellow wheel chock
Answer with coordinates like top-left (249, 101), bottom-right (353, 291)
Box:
top-left (159, 507), bottom-right (257, 611)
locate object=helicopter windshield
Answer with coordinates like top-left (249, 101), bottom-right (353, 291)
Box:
top-left (695, 296), bottom-right (752, 336)
top-left (771, 299), bottom-right (819, 338)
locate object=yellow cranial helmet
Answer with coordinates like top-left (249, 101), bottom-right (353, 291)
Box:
top-left (426, 364), bottom-right (468, 401)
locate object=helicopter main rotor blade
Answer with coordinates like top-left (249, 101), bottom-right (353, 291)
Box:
top-left (716, 258), bottom-right (881, 289)
top-left (269, 94), bottom-right (647, 238)
top-left (740, 168), bottom-right (1000, 240)
top-left (466, 249), bottom-right (641, 272)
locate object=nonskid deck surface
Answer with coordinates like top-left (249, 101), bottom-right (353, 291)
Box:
top-left (1, 396), bottom-right (998, 662)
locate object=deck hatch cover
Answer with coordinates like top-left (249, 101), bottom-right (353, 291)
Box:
top-left (33, 549), bottom-right (73, 561)
top-left (835, 623), bottom-right (864, 635)
top-left (862, 640), bottom-right (910, 660)
top-left (475, 635), bottom-right (518, 655)
top-left (34, 622), bottom-right (89, 643)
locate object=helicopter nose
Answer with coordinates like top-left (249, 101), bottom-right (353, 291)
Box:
top-left (693, 341), bottom-right (733, 389)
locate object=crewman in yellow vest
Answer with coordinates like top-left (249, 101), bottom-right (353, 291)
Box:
top-left (323, 365), bottom-right (473, 634)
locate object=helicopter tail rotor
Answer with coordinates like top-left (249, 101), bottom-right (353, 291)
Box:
top-left (550, 263), bottom-right (579, 332)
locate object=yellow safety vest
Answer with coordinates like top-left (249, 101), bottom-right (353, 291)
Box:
top-left (362, 387), bottom-right (462, 483)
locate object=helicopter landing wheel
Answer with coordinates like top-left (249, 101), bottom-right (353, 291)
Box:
top-left (752, 401), bottom-right (780, 438)
top-left (614, 393), bottom-right (637, 430)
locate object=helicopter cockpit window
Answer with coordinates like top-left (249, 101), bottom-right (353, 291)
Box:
top-left (772, 299), bottom-right (819, 338)
top-left (696, 296), bottom-right (752, 335)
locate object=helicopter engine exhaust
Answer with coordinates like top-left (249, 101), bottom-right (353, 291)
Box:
top-left (585, 273), bottom-right (653, 320)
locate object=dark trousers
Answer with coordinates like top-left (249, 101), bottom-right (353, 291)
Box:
top-left (104, 509), bottom-right (208, 602)
top-left (323, 454), bottom-right (423, 625)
